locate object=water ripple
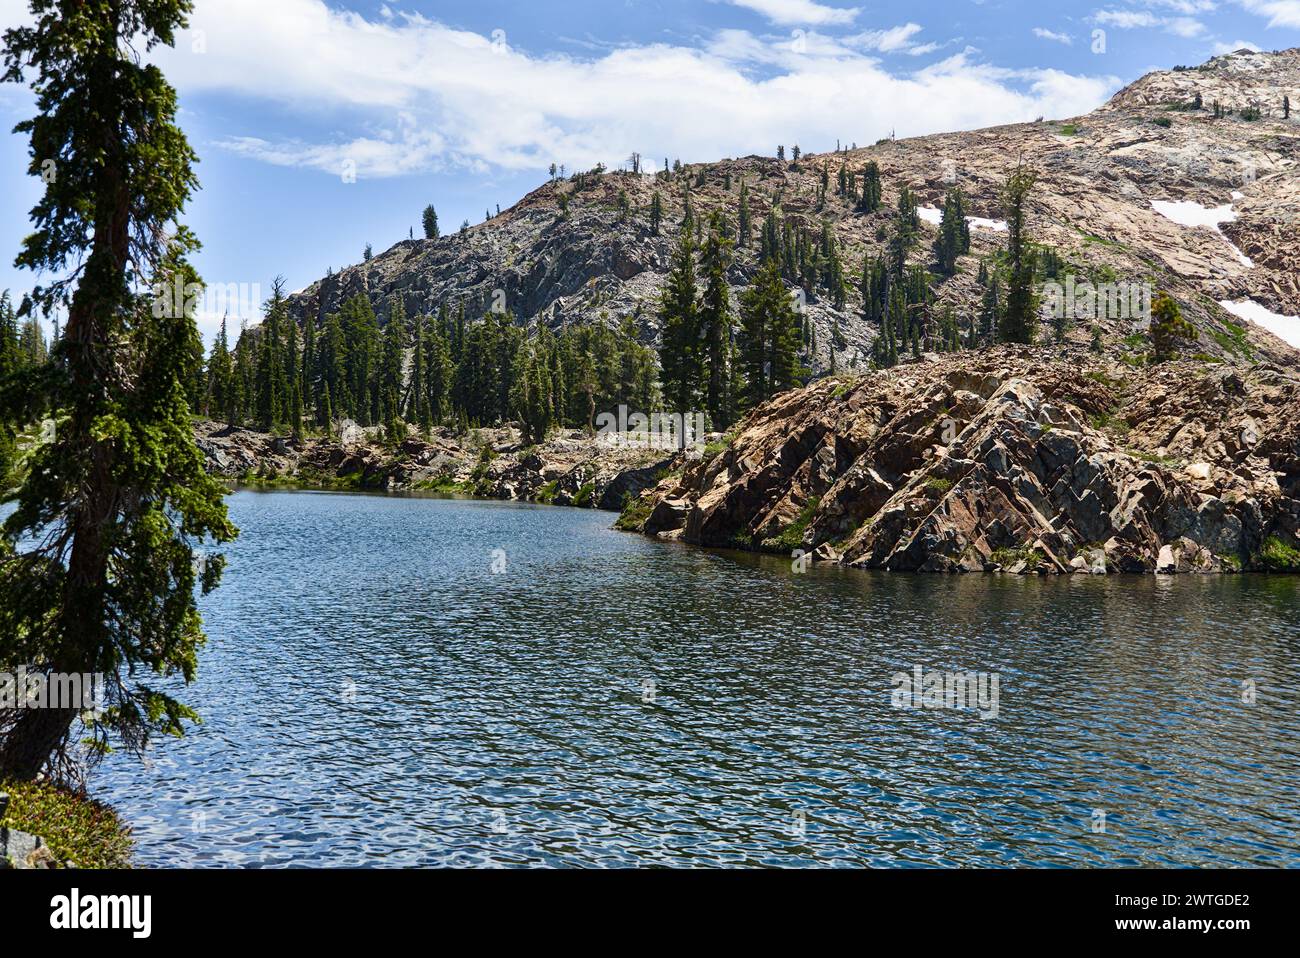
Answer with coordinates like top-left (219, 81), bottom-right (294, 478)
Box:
top-left (87, 490), bottom-right (1300, 868)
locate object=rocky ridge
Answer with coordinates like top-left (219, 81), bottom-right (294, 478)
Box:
top-left (287, 48), bottom-right (1300, 373)
top-left (627, 347), bottom-right (1300, 574)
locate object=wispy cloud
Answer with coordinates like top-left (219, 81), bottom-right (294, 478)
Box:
top-left (725, 0), bottom-right (861, 27)
top-left (1212, 38), bottom-right (1263, 51)
top-left (1033, 27), bottom-right (1075, 44)
top-left (847, 23), bottom-right (926, 53)
top-left (150, 1), bottom-right (1119, 180)
top-left (1093, 8), bottom-right (1207, 34)
top-left (1235, 0), bottom-right (1300, 28)
top-left (1094, 10), bottom-right (1161, 28)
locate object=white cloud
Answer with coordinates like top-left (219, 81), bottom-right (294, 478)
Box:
top-left (1033, 27), bottom-right (1075, 44)
top-left (1093, 8), bottom-right (1207, 34)
top-left (1095, 10), bottom-right (1162, 28)
top-left (1236, 0), bottom-right (1300, 28)
top-left (847, 23), bottom-right (925, 53)
top-left (725, 0), bottom-right (861, 27)
top-left (154, 1), bottom-right (1120, 180)
top-left (1147, 0), bottom-right (1218, 12)
top-left (1166, 15), bottom-right (1209, 34)
top-left (1212, 38), bottom-right (1263, 52)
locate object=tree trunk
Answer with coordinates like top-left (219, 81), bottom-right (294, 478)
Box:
top-left (0, 705), bottom-right (78, 781)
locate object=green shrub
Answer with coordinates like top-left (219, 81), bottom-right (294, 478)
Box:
top-left (702, 432), bottom-right (735, 459)
top-left (991, 545), bottom-right (1046, 571)
top-left (1258, 536), bottom-right (1300, 572)
top-left (0, 779), bottom-right (133, 868)
top-left (614, 492), bottom-right (655, 531)
top-left (762, 496), bottom-right (821, 552)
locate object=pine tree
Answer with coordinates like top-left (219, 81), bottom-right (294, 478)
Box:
top-left (381, 297), bottom-right (407, 422)
top-left (512, 339), bottom-right (554, 445)
top-left (427, 320), bottom-right (453, 424)
top-left (738, 260), bottom-right (802, 409)
top-left (321, 381), bottom-right (334, 435)
top-left (979, 273), bottom-right (1001, 345)
top-left (737, 179), bottom-right (751, 248)
top-left (1150, 292), bottom-right (1196, 362)
top-left (658, 228), bottom-right (702, 413)
top-left (889, 185), bottom-right (920, 280)
top-left (206, 316), bottom-right (234, 424)
top-left (999, 163), bottom-right (1039, 344)
top-left (861, 253), bottom-right (888, 331)
top-left (300, 314), bottom-right (316, 414)
top-left (256, 278), bottom-right (291, 430)
top-left (859, 161), bottom-right (882, 213)
top-left (0, 290), bottom-right (17, 379)
top-left (290, 378), bottom-right (304, 439)
top-left (411, 313), bottom-right (428, 432)
top-left (933, 187), bottom-right (970, 274)
top-left (699, 213), bottom-right (735, 427)
top-left (0, 0), bottom-right (237, 780)
top-left (422, 204), bottom-right (439, 239)
top-left (650, 191), bottom-right (663, 235)
top-left (340, 293), bottom-right (379, 423)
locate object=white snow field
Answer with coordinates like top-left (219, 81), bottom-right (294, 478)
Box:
top-left (1150, 199), bottom-right (1254, 268)
top-left (1220, 299), bottom-right (1300, 349)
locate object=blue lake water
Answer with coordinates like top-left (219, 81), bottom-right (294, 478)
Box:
top-left (75, 489), bottom-right (1300, 866)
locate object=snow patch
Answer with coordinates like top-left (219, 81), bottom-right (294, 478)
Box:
top-left (917, 206), bottom-right (1008, 232)
top-left (1150, 199), bottom-right (1253, 268)
top-left (1151, 199), bottom-right (1235, 229)
top-left (1220, 299), bottom-right (1300, 350)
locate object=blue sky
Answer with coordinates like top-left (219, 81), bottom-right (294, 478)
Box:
top-left (1, 0), bottom-right (1297, 342)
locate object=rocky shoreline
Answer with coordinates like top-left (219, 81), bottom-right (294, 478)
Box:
top-left (622, 347), bottom-right (1300, 575)
top-left (195, 419), bottom-right (675, 511)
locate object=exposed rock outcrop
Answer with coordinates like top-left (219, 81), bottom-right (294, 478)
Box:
top-left (625, 347), bottom-right (1300, 574)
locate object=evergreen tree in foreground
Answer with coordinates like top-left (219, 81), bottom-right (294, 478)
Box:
top-left (0, 0), bottom-right (237, 781)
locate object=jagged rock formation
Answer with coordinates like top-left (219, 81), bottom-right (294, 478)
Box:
top-left (196, 420), bottom-right (671, 509)
top-left (627, 346), bottom-right (1300, 574)
top-left (287, 48), bottom-right (1300, 372)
